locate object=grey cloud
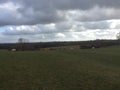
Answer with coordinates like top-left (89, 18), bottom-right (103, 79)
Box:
top-left (115, 24), bottom-right (120, 29)
top-left (82, 21), bottom-right (110, 29)
top-left (17, 7), bottom-right (65, 25)
top-left (68, 6), bottom-right (120, 22)
top-left (2, 24), bottom-right (57, 35)
top-left (19, 0), bottom-right (120, 10)
top-left (55, 22), bottom-right (73, 30)
top-left (0, 0), bottom-right (8, 3)
top-left (2, 20), bottom-right (116, 36)
top-left (1, 0), bottom-right (120, 43)
top-left (0, 0), bottom-right (120, 26)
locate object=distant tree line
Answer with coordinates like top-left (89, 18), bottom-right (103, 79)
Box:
top-left (80, 40), bottom-right (120, 49)
top-left (0, 39), bottom-right (120, 51)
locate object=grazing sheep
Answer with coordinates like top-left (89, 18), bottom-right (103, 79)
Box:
top-left (11, 48), bottom-right (16, 52)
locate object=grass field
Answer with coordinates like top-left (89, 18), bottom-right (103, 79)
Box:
top-left (0, 46), bottom-right (120, 90)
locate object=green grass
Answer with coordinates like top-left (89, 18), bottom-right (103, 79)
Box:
top-left (0, 46), bottom-right (120, 90)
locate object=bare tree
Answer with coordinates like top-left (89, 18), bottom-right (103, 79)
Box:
top-left (18, 38), bottom-right (29, 43)
top-left (17, 38), bottom-right (29, 51)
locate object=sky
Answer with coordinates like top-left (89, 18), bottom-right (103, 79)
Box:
top-left (0, 0), bottom-right (120, 43)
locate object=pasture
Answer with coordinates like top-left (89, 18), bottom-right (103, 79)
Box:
top-left (0, 46), bottom-right (120, 90)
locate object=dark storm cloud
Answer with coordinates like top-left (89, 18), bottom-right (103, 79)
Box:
top-left (0, 0), bottom-right (120, 26)
top-left (19, 0), bottom-right (120, 10)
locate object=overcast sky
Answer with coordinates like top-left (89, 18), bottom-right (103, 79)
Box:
top-left (0, 0), bottom-right (120, 43)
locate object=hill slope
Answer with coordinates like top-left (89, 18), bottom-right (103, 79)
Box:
top-left (0, 46), bottom-right (120, 90)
